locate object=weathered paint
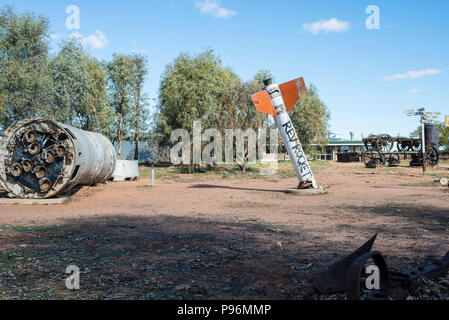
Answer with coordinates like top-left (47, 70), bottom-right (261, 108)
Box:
top-left (252, 79), bottom-right (318, 189)
top-left (0, 119), bottom-right (116, 199)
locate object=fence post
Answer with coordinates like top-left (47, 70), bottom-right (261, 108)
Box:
top-left (152, 163), bottom-right (155, 187)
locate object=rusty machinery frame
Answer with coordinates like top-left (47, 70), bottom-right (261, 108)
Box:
top-left (363, 134), bottom-right (422, 153)
top-left (363, 134), bottom-right (439, 169)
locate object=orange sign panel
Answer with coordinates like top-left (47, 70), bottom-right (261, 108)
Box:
top-left (251, 90), bottom-right (276, 117)
top-left (279, 77), bottom-right (308, 112)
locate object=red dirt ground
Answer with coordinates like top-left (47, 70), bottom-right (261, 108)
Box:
top-left (0, 162), bottom-right (448, 299)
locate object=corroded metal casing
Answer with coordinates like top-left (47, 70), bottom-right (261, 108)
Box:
top-left (0, 119), bottom-right (116, 199)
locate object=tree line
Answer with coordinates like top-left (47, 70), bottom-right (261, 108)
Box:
top-left (0, 5), bottom-right (331, 168)
top-left (0, 6), bottom-right (149, 159)
top-left (153, 50), bottom-right (330, 170)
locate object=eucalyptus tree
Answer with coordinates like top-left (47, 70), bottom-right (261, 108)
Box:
top-left (130, 54), bottom-right (149, 160)
top-left (50, 40), bottom-right (90, 125)
top-left (289, 84), bottom-right (330, 157)
top-left (438, 123), bottom-right (449, 150)
top-left (156, 49), bottom-right (239, 170)
top-left (76, 58), bottom-right (115, 139)
top-left (0, 5), bottom-right (53, 129)
top-left (219, 79), bottom-right (267, 172)
top-left (107, 54), bottom-right (136, 158)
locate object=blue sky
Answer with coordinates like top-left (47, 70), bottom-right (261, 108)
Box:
top-left (3, 0), bottom-right (449, 139)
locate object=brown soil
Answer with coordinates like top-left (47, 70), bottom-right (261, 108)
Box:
top-left (0, 162), bottom-right (448, 300)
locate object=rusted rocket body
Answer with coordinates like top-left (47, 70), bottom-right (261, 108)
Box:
top-left (0, 119), bottom-right (116, 199)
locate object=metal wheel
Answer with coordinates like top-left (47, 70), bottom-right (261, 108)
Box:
top-left (364, 149), bottom-right (383, 168)
top-left (426, 146), bottom-right (439, 166)
top-left (388, 154), bottom-right (400, 167)
top-left (418, 146), bottom-right (439, 167)
top-left (376, 134), bottom-right (394, 152)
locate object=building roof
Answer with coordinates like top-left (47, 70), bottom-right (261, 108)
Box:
top-left (311, 140), bottom-right (365, 147)
top-left (327, 140), bottom-right (365, 146)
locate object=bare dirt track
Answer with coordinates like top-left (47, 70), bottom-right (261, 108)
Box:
top-left (0, 161), bottom-right (448, 299)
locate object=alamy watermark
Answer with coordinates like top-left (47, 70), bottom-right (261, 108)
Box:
top-left (65, 5), bottom-right (80, 30)
top-left (170, 121), bottom-right (280, 175)
top-left (365, 265), bottom-right (380, 290)
top-left (65, 265), bottom-right (80, 290)
top-left (366, 5), bottom-right (380, 30)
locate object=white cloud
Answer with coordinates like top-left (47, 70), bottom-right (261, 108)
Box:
top-left (302, 18), bottom-right (350, 35)
top-left (408, 88), bottom-right (421, 95)
top-left (195, 0), bottom-right (237, 19)
top-left (215, 7), bottom-right (237, 18)
top-left (382, 69), bottom-right (443, 81)
top-left (70, 30), bottom-right (109, 49)
top-left (196, 0), bottom-right (218, 14)
top-left (82, 30), bottom-right (109, 49)
top-left (49, 33), bottom-right (60, 40)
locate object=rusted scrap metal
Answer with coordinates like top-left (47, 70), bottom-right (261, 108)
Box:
top-left (313, 234), bottom-right (377, 294)
top-left (396, 137), bottom-right (421, 152)
top-left (363, 134), bottom-right (421, 152)
top-left (345, 250), bottom-right (391, 300)
top-left (385, 251), bottom-right (449, 300)
top-left (363, 149), bottom-right (401, 169)
top-left (410, 146), bottom-right (440, 167)
top-left (363, 133), bottom-right (440, 168)
top-left (313, 234), bottom-right (449, 300)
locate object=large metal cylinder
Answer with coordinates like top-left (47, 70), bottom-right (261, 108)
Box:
top-left (424, 123), bottom-right (439, 148)
top-left (0, 119), bottom-right (116, 199)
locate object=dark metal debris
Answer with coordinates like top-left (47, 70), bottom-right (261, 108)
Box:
top-left (313, 234), bottom-right (449, 300)
top-left (313, 234), bottom-right (377, 294)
